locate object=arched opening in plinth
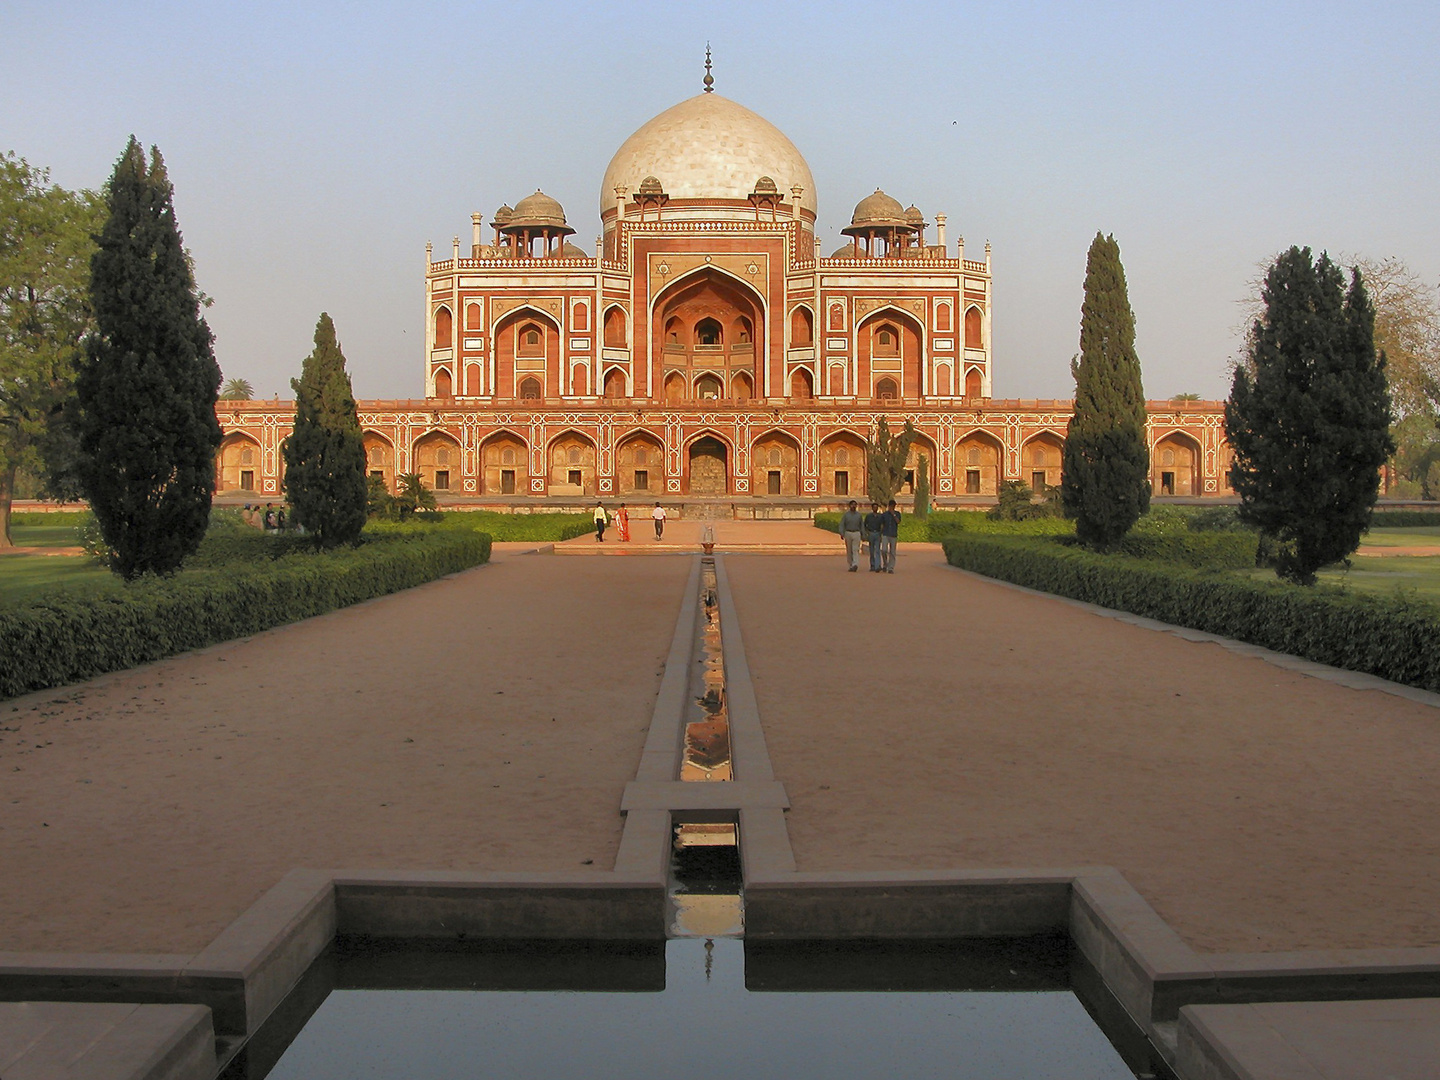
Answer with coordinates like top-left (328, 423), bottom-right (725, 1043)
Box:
top-left (686, 433), bottom-right (730, 497)
top-left (751, 429), bottom-right (801, 496)
top-left (412, 430), bottom-right (461, 494)
top-left (1022, 432), bottom-right (1065, 493)
top-left (548, 430), bottom-right (598, 496)
top-left (819, 430), bottom-right (867, 499)
top-left (617, 431), bottom-right (665, 496)
top-left (956, 430), bottom-right (1004, 496)
top-left (480, 430), bottom-right (529, 495)
top-left (1152, 430), bottom-right (1202, 496)
top-left (216, 432), bottom-right (262, 494)
top-left (362, 431), bottom-right (395, 492)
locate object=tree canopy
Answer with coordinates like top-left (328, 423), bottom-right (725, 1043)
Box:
top-left (282, 312), bottom-right (368, 547)
top-left (76, 138), bottom-right (221, 578)
top-left (1226, 247), bottom-right (1393, 585)
top-left (1060, 232), bottom-right (1150, 549)
top-left (865, 416), bottom-right (918, 506)
top-left (0, 152), bottom-right (101, 546)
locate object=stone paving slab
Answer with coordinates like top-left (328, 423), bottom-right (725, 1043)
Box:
top-left (1178, 998), bottom-right (1440, 1079)
top-left (0, 1001), bottom-right (213, 1080)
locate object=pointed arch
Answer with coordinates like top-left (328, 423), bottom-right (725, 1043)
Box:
top-left (433, 367), bottom-right (452, 399)
top-left (790, 304), bottom-right (814, 346)
top-left (616, 428), bottom-right (665, 495)
top-left (819, 429), bottom-right (867, 499)
top-left (1151, 428), bottom-right (1203, 496)
top-left (751, 427), bottom-right (801, 497)
top-left (1020, 430), bottom-right (1066, 492)
top-left (955, 428), bottom-right (1004, 495)
top-left (433, 305), bottom-right (452, 346)
top-left (684, 428), bottom-right (732, 497)
top-left (479, 428), bottom-right (530, 495)
top-left (216, 431), bottom-right (262, 493)
top-left (603, 365), bottom-right (630, 399)
top-left (493, 304), bottom-right (563, 400)
top-left (858, 305), bottom-right (925, 401)
top-left (964, 304), bottom-right (984, 350)
top-left (603, 304), bottom-right (629, 347)
top-left (547, 428), bottom-right (598, 496)
top-left (412, 428), bottom-right (461, 493)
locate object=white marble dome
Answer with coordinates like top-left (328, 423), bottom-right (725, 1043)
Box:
top-left (601, 93), bottom-right (817, 218)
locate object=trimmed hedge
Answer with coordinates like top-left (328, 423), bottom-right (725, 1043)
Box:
top-left (1114, 530), bottom-right (1259, 570)
top-left (943, 534), bottom-right (1440, 692)
top-left (814, 510), bottom-right (1074, 542)
top-left (425, 511), bottom-right (592, 542)
top-left (1370, 510), bottom-right (1440, 528)
top-left (0, 529), bottom-right (491, 699)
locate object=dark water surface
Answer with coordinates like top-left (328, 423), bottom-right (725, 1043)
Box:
top-left (224, 936), bottom-right (1151, 1080)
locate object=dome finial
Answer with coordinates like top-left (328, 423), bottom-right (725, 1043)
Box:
top-left (703, 43), bottom-right (714, 93)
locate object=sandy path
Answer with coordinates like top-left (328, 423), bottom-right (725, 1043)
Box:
top-left (724, 551), bottom-right (1440, 954)
top-left (0, 552), bottom-right (687, 954)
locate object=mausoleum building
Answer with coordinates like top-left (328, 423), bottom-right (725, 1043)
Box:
top-left (216, 76), bottom-right (1228, 509)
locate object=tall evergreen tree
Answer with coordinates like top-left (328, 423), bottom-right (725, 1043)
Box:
top-left (76, 138), bottom-right (220, 578)
top-left (865, 416), bottom-right (918, 506)
top-left (1061, 232), bottom-right (1150, 549)
top-left (283, 312), bottom-right (368, 547)
top-left (1226, 247), bottom-right (1393, 585)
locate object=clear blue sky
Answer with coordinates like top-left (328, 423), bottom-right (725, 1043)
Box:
top-left (4, 1), bottom-right (1436, 401)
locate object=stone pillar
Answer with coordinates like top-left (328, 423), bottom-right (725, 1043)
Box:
top-left (471, 213), bottom-right (483, 255)
top-left (935, 213), bottom-right (947, 255)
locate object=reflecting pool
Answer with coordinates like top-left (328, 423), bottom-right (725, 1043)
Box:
top-left (224, 935), bottom-right (1154, 1080)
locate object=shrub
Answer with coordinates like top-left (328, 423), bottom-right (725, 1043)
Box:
top-left (1114, 530), bottom-right (1258, 570)
top-left (1370, 510), bottom-right (1440, 528)
top-left (943, 534), bottom-right (1440, 692)
top-left (0, 528), bottom-right (491, 699)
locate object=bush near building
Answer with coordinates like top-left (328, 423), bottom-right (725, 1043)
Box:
top-left (943, 533), bottom-right (1440, 693)
top-left (0, 526), bottom-right (490, 699)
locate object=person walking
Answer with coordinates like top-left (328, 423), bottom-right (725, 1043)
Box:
top-left (839, 499), bottom-right (864, 572)
top-left (614, 503), bottom-right (630, 542)
top-left (651, 502), bottom-right (666, 540)
top-left (862, 502), bottom-right (884, 572)
top-left (881, 498), bottom-right (901, 573)
top-left (263, 504), bottom-right (277, 533)
top-left (593, 501), bottom-right (608, 542)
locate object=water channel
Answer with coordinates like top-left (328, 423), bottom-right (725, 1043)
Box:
top-left (217, 557), bottom-right (1171, 1078)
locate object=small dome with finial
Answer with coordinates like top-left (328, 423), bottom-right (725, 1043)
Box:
top-left (492, 204), bottom-right (513, 226)
top-left (638, 175), bottom-right (665, 195)
top-left (753, 175), bottom-right (778, 194)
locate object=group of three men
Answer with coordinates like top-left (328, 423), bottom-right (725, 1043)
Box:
top-left (838, 499), bottom-right (901, 573)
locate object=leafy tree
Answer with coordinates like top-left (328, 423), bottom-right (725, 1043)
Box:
top-left (282, 313), bottom-right (367, 547)
top-left (1226, 247), bottom-right (1393, 585)
top-left (913, 453), bottom-right (930, 518)
top-left (1061, 232), bottom-right (1150, 549)
top-left (865, 416), bottom-right (918, 506)
top-left (220, 377), bottom-right (253, 400)
top-left (75, 138), bottom-right (221, 579)
top-left (0, 153), bottom-right (101, 547)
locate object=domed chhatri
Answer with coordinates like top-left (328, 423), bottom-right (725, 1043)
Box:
top-left (601, 93), bottom-right (817, 217)
top-left (509, 189), bottom-right (570, 231)
top-left (846, 189), bottom-right (908, 229)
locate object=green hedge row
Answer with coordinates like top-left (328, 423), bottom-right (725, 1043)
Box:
top-left (943, 534), bottom-right (1440, 692)
top-left (427, 511), bottom-right (592, 542)
top-left (814, 510), bottom-right (1074, 542)
top-left (0, 529), bottom-right (491, 699)
top-left (1114, 530), bottom-right (1259, 569)
top-left (1370, 510), bottom-right (1440, 528)
top-left (10, 511), bottom-right (89, 526)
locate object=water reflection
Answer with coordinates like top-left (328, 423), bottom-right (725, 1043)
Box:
top-left (239, 938), bottom-right (1141, 1080)
top-left (670, 824), bottom-right (743, 939)
top-left (682, 560), bottom-right (732, 781)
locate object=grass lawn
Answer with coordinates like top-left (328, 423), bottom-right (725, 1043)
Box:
top-left (9, 524), bottom-right (82, 548)
top-left (1357, 526), bottom-right (1440, 548)
top-left (0, 553), bottom-right (116, 604)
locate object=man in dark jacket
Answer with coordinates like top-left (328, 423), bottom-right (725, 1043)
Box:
top-left (862, 502), bottom-right (885, 572)
top-left (881, 499), bottom-right (901, 572)
top-left (839, 500), bottom-right (864, 572)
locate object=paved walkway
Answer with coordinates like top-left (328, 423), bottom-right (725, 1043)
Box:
top-left (724, 549), bottom-right (1440, 953)
top-left (5, 523), bottom-right (1440, 958)
top-left (0, 551), bottom-right (687, 953)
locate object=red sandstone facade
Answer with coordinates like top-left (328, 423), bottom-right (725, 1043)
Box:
top-left (216, 89), bottom-right (1228, 508)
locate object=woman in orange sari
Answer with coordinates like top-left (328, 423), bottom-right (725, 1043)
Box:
top-left (614, 503), bottom-right (631, 542)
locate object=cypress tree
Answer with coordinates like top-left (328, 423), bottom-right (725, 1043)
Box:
top-left (1061, 232), bottom-right (1150, 549)
top-left (913, 453), bottom-right (930, 518)
top-left (76, 138), bottom-right (220, 579)
top-left (282, 312), bottom-right (368, 547)
top-left (1225, 247), bottom-right (1393, 585)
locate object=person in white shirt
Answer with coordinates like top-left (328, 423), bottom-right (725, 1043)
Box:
top-left (651, 502), bottom-right (666, 540)
top-left (593, 501), bottom-right (608, 542)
